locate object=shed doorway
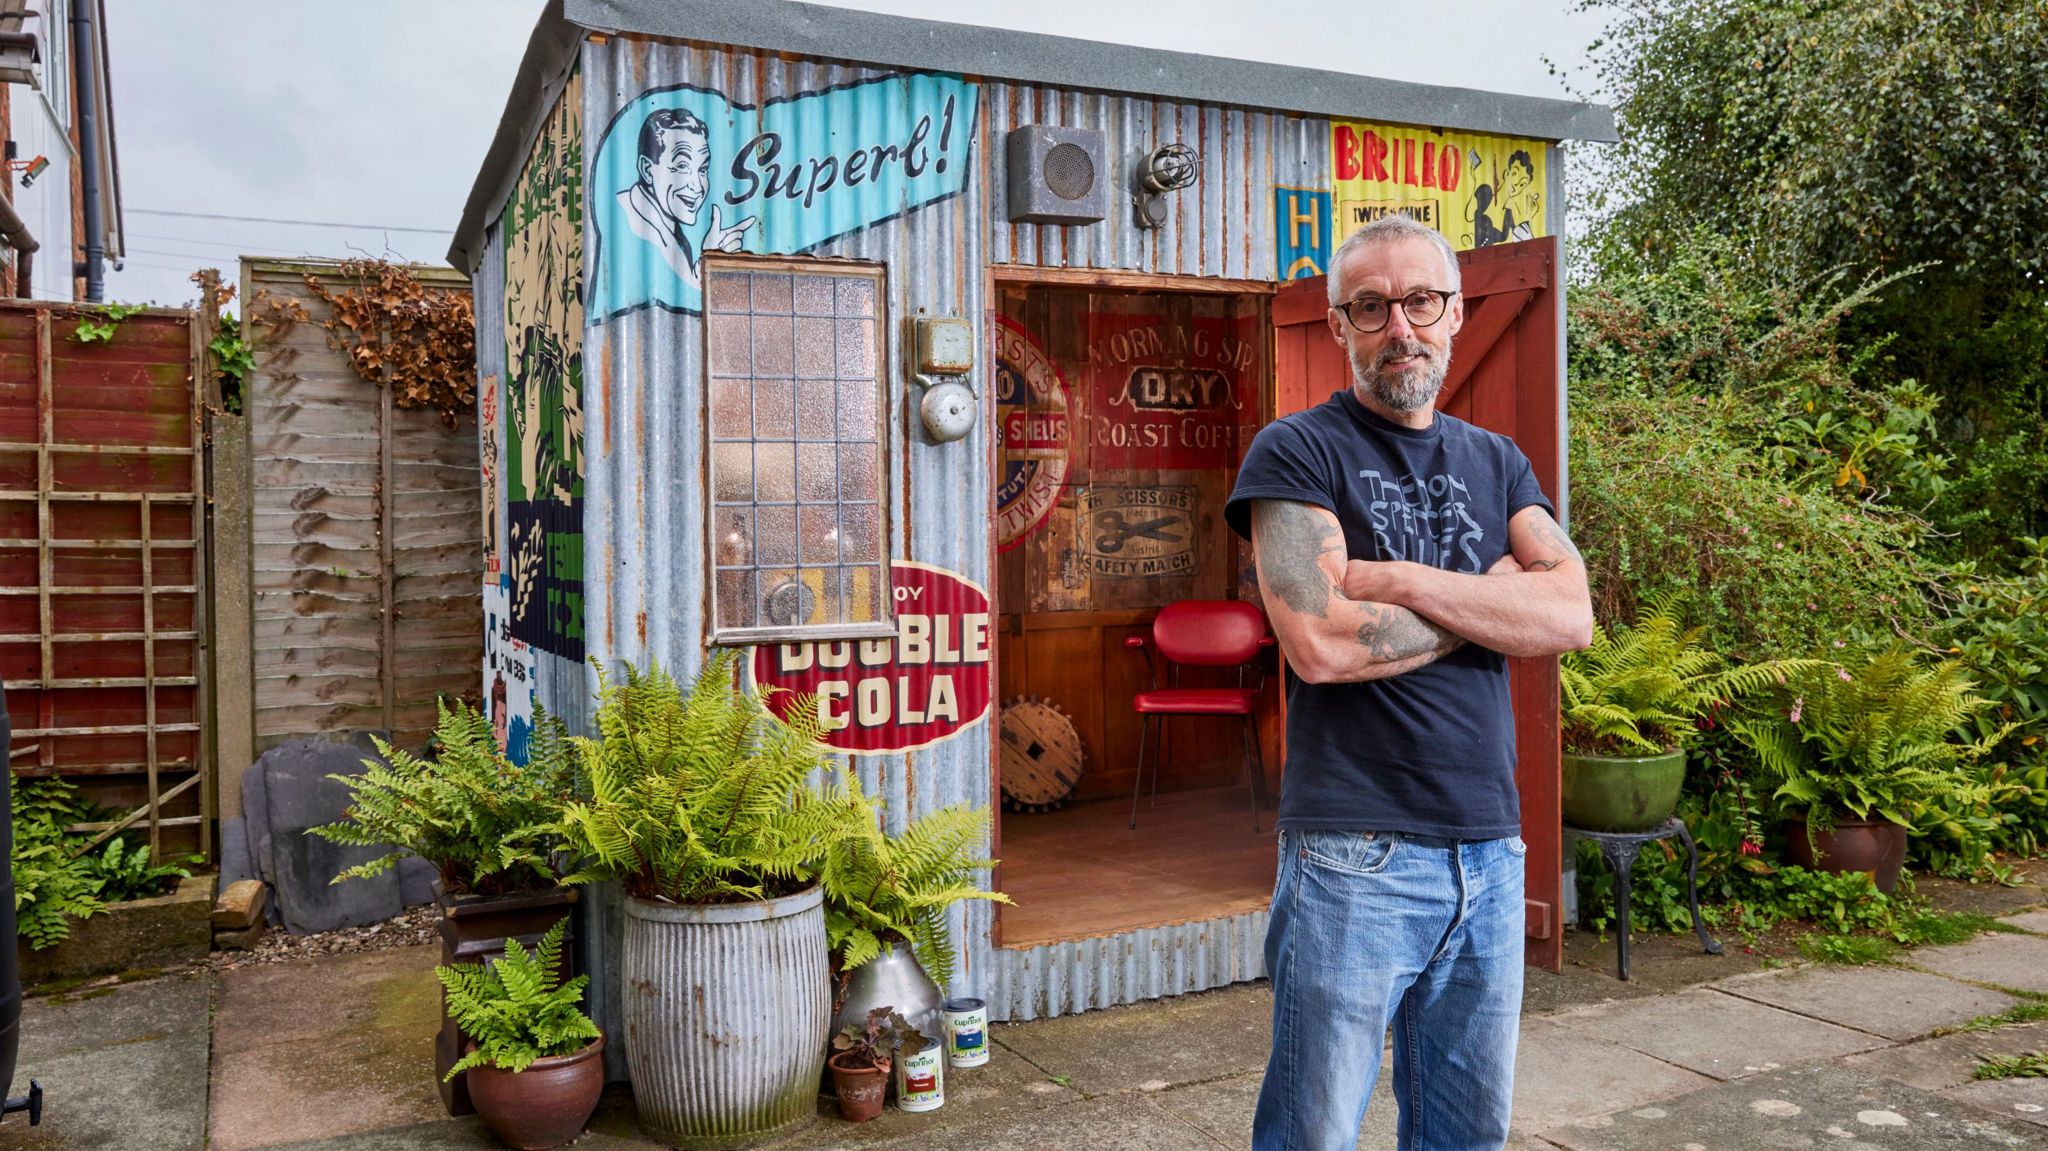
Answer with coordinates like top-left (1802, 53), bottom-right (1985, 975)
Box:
top-left (989, 278), bottom-right (1280, 949)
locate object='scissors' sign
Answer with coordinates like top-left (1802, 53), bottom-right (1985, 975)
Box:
top-left (750, 561), bottom-right (992, 755)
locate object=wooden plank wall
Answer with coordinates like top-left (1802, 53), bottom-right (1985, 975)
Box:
top-left (241, 260), bottom-right (481, 753)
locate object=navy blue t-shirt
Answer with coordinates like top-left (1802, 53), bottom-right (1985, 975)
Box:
top-left (1224, 390), bottom-right (1554, 839)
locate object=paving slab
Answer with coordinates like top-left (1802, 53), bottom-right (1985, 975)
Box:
top-left (1909, 934), bottom-right (2048, 996)
top-left (1561, 928), bottom-right (1759, 994)
top-left (2, 973), bottom-right (212, 1151)
top-left (1511, 1018), bottom-right (1718, 1132)
top-left (1920, 871), bottom-right (2048, 919)
top-left (1549, 988), bottom-right (1886, 1080)
top-left (211, 944), bottom-right (440, 1056)
top-left (1841, 1023), bottom-right (2048, 1091)
top-left (989, 982), bottom-right (1273, 1095)
top-left (1711, 964), bottom-right (2020, 1042)
top-left (779, 1047), bottom-right (1085, 1148)
top-left (1536, 1062), bottom-right (2048, 1150)
top-left (1523, 960), bottom-right (1658, 1016)
top-left (246, 1116), bottom-right (656, 1151)
top-left (1944, 1078), bottom-right (2048, 1130)
top-left (1147, 1066), bottom-right (1401, 1149)
top-left (848, 1092), bottom-right (1232, 1150)
top-left (2002, 910), bottom-right (2048, 935)
top-left (17, 970), bottom-right (210, 1064)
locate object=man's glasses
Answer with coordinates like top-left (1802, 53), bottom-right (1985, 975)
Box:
top-left (1334, 289), bottom-right (1457, 334)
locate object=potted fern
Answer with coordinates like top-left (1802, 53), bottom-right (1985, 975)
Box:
top-left (1561, 599), bottom-right (1823, 831)
top-left (438, 917), bottom-right (603, 1150)
top-left (553, 653), bottom-right (849, 1150)
top-left (310, 698), bottom-right (580, 1115)
top-left (1729, 648), bottom-right (2012, 893)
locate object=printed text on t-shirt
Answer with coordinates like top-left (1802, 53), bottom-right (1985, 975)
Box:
top-left (1359, 469), bottom-right (1484, 572)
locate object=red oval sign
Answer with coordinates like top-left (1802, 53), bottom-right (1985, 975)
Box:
top-left (750, 561), bottom-right (992, 755)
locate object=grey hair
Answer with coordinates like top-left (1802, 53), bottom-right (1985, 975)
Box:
top-left (1326, 215), bottom-right (1461, 305)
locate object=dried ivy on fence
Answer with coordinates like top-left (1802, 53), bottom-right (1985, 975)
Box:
top-left (301, 259), bottom-right (476, 427)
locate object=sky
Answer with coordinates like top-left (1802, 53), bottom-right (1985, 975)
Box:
top-left (100, 0), bottom-right (1610, 310)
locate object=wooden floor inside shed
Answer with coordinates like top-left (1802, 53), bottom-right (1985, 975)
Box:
top-left (996, 784), bottom-right (1279, 949)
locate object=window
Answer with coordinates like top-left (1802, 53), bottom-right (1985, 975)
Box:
top-left (705, 258), bottom-right (890, 643)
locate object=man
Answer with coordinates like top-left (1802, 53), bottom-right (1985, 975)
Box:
top-left (616, 107), bottom-right (755, 287)
top-left (1224, 215), bottom-right (1592, 1150)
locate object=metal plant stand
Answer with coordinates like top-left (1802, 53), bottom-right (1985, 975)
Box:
top-left (1571, 817), bottom-right (1723, 981)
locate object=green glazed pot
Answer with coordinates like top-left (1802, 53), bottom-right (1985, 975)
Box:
top-left (1561, 750), bottom-right (1686, 833)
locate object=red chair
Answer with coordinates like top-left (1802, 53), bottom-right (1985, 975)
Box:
top-left (1123, 600), bottom-right (1275, 832)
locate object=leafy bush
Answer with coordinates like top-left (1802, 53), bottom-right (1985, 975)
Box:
top-left (437, 917), bottom-right (598, 1077)
top-left (85, 836), bottom-right (196, 903)
top-left (12, 781), bottom-right (104, 950)
top-left (311, 697), bottom-right (575, 897)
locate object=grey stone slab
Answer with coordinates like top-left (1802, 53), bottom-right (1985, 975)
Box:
top-left (1511, 1018), bottom-right (1718, 1132)
top-left (2003, 910), bottom-right (2048, 935)
top-left (1537, 1062), bottom-right (2048, 1150)
top-left (1550, 989), bottom-right (1886, 1080)
top-left (218, 816), bottom-right (255, 887)
top-left (1910, 934), bottom-right (2048, 996)
top-left (17, 970), bottom-right (211, 1065)
top-left (990, 982), bottom-right (1273, 1095)
top-left (1147, 1066), bottom-right (1400, 1149)
top-left (241, 758), bottom-right (271, 883)
top-left (1841, 1022), bottom-right (2048, 1092)
top-left (269, 828), bottom-right (402, 934)
top-left (1711, 964), bottom-right (2020, 1041)
top-left (395, 856), bottom-right (437, 908)
top-left (1945, 1078), bottom-right (2048, 1129)
top-left (0, 1028), bottom-right (209, 1151)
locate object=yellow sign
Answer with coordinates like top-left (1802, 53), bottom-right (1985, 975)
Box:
top-left (1328, 121), bottom-right (1548, 252)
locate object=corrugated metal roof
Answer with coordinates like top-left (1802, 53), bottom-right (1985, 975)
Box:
top-left (448, 0), bottom-right (1615, 272)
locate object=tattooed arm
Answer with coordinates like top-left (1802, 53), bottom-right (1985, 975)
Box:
top-left (1342, 505), bottom-right (1593, 658)
top-left (1251, 500), bottom-right (1467, 684)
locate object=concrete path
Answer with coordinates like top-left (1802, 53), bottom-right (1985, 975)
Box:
top-left (0, 970), bottom-right (211, 1150)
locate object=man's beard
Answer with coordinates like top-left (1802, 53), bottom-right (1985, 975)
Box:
top-left (1351, 337), bottom-right (1448, 413)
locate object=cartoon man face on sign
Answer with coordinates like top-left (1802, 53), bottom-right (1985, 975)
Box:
top-left (615, 107), bottom-right (757, 288)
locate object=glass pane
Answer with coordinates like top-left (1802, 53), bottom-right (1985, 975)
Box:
top-left (754, 380), bottom-right (794, 441)
top-left (711, 443), bottom-right (752, 502)
top-left (793, 274), bottom-right (834, 314)
top-left (840, 502), bottom-right (878, 563)
top-left (708, 314), bottom-right (752, 376)
top-left (795, 316), bottom-right (835, 378)
top-left (798, 444), bottom-right (838, 502)
top-left (837, 377), bottom-right (878, 441)
top-left (843, 564), bottom-right (883, 623)
top-left (800, 505), bottom-right (840, 564)
top-left (759, 568), bottom-right (811, 627)
top-left (802, 565), bottom-right (842, 622)
top-left (834, 319), bottom-right (874, 378)
top-left (756, 505), bottom-right (798, 564)
top-left (752, 273), bottom-right (794, 315)
top-left (838, 442), bottom-right (877, 502)
top-left (752, 316), bottom-right (794, 377)
top-left (715, 569), bottom-right (756, 630)
top-left (713, 506), bottom-right (754, 567)
top-left (706, 270), bottom-right (751, 313)
top-left (755, 442), bottom-right (795, 503)
top-left (835, 276), bottom-right (876, 318)
top-left (796, 380), bottom-right (835, 439)
top-left (710, 377), bottom-right (751, 439)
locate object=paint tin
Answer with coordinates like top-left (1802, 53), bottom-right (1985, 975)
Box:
top-left (943, 997), bottom-right (989, 1067)
top-left (895, 1037), bottom-right (945, 1112)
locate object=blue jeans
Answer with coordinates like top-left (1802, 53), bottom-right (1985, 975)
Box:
top-left (1253, 829), bottom-right (1526, 1151)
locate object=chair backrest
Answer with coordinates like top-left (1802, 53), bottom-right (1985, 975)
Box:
top-left (1152, 600), bottom-right (1268, 667)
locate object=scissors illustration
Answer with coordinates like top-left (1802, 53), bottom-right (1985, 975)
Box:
top-left (1093, 511), bottom-right (1184, 554)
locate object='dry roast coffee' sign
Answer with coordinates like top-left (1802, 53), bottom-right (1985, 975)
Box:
top-left (751, 561), bottom-right (991, 755)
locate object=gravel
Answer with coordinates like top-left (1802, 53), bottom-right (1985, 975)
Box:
top-left (208, 903), bottom-right (439, 971)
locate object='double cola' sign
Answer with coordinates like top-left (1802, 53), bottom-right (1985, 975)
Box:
top-left (749, 561), bottom-right (992, 755)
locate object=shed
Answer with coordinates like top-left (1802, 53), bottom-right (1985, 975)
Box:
top-left (452, 0), bottom-right (1617, 1047)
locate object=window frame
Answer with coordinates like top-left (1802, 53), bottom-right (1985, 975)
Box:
top-left (701, 254), bottom-right (896, 646)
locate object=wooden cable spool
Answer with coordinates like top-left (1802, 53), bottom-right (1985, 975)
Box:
top-left (999, 695), bottom-right (1084, 814)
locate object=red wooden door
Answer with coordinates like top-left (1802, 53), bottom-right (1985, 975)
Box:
top-left (1268, 237), bottom-right (1564, 970)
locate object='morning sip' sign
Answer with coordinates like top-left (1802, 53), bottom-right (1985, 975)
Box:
top-left (750, 561), bottom-right (992, 755)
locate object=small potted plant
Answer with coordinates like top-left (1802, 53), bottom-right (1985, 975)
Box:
top-left (1561, 598), bottom-right (1824, 831)
top-left (1729, 648), bottom-right (2014, 893)
top-left (827, 1007), bottom-right (923, 1123)
top-left (437, 917), bottom-right (604, 1150)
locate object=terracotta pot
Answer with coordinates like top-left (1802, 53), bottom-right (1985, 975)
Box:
top-left (828, 1051), bottom-right (891, 1123)
top-left (1561, 750), bottom-right (1686, 832)
top-left (434, 884), bottom-right (580, 1116)
top-left (465, 1033), bottom-right (606, 1151)
top-left (1780, 816), bottom-right (1908, 894)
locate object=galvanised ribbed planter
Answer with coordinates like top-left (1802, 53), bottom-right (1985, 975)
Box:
top-left (621, 885), bottom-right (829, 1150)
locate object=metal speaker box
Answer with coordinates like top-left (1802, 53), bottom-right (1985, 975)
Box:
top-left (1005, 126), bottom-right (1107, 226)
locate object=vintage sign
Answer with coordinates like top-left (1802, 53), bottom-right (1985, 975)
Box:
top-left (1086, 309), bottom-right (1256, 470)
top-left (1273, 186), bottom-right (1334, 281)
top-left (751, 561), bottom-right (992, 755)
top-left (590, 73), bottom-right (979, 318)
top-left (1081, 486), bottom-right (1198, 578)
top-left (995, 318), bottom-right (1071, 552)
top-left (483, 576), bottom-right (540, 764)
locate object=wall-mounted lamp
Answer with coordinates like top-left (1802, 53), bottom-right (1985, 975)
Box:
top-left (1134, 143), bottom-right (1200, 230)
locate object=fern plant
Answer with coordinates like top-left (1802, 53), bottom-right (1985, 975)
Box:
top-left (1562, 596), bottom-right (1827, 755)
top-left (437, 917), bottom-right (599, 1078)
top-left (553, 653), bottom-right (850, 905)
top-left (310, 697), bottom-right (576, 897)
top-left (1729, 648), bottom-right (2015, 827)
top-left (86, 836), bottom-right (197, 903)
top-left (815, 769), bottom-right (1010, 988)
top-left (12, 778), bottom-right (104, 950)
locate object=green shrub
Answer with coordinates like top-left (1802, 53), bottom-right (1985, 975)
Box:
top-left (85, 836), bottom-right (196, 903)
top-left (436, 917), bottom-right (598, 1077)
top-left (11, 780), bottom-right (104, 950)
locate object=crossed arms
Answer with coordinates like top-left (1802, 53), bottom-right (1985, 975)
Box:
top-left (1250, 500), bottom-right (1593, 685)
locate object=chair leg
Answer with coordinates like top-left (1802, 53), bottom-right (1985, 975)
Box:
top-left (1239, 718), bottom-right (1262, 834)
top-left (1149, 718), bottom-right (1164, 808)
top-left (1128, 714), bottom-right (1150, 831)
top-left (1245, 716), bottom-right (1272, 813)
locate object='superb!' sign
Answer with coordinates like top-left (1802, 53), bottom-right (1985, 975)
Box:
top-left (750, 561), bottom-right (992, 755)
